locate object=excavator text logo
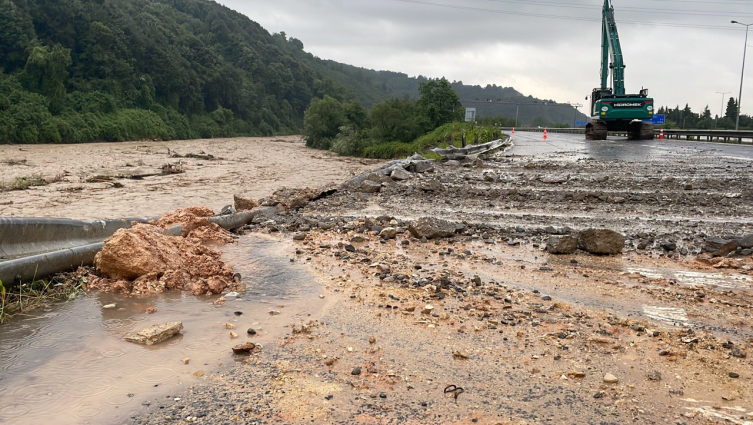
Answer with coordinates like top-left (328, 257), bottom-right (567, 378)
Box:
top-left (612, 102), bottom-right (643, 108)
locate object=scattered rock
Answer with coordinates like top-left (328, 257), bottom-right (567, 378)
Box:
top-left (269, 310), bottom-right (281, 316)
top-left (292, 232), bottom-right (307, 241)
top-left (390, 168), bottom-right (412, 181)
top-left (647, 371), bottom-right (662, 381)
top-left (233, 195), bottom-right (259, 211)
top-left (232, 341), bottom-right (259, 354)
top-left (247, 328), bottom-right (257, 335)
top-left (546, 236), bottom-right (578, 254)
top-left (181, 358), bottom-right (190, 364)
top-left (417, 178), bottom-right (444, 192)
top-left (125, 322), bottom-right (183, 346)
top-left (422, 305), bottom-right (434, 314)
top-left (729, 372), bottom-right (740, 379)
top-left (578, 229), bottom-right (625, 255)
top-left (369, 336), bottom-right (376, 344)
top-left (351, 367), bottom-right (362, 376)
top-left (603, 373), bottom-right (619, 384)
top-left (408, 217), bottom-right (462, 239)
top-left (103, 303), bottom-right (116, 309)
top-left (738, 233), bottom-right (753, 249)
top-left (379, 227), bottom-right (397, 239)
top-left (704, 237), bottom-right (738, 257)
top-left (358, 180), bottom-right (382, 194)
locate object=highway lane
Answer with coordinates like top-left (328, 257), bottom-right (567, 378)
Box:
top-left (507, 130), bottom-right (753, 162)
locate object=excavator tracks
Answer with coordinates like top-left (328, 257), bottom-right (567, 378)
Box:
top-left (585, 121), bottom-right (608, 140)
top-left (629, 121), bottom-right (655, 140)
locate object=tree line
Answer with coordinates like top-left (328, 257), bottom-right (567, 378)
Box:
top-left (658, 98), bottom-right (751, 130)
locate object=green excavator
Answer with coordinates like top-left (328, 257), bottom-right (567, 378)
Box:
top-left (586, 0), bottom-right (654, 140)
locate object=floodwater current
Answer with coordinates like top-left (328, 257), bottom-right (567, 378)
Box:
top-left (0, 234), bottom-right (325, 425)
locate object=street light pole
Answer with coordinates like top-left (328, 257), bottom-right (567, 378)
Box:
top-left (716, 91), bottom-right (730, 128)
top-left (515, 104), bottom-right (519, 128)
top-left (731, 21), bottom-right (751, 130)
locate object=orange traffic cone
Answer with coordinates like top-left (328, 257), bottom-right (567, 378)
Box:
top-left (512, 127), bottom-right (515, 134)
top-left (659, 128), bottom-right (664, 139)
top-left (543, 128), bottom-right (548, 140)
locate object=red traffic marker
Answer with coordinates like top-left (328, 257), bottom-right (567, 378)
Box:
top-left (659, 128), bottom-right (664, 139)
top-left (543, 128), bottom-right (548, 140)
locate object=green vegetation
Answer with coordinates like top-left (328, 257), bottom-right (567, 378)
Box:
top-left (0, 275), bottom-right (87, 324)
top-left (0, 0), bottom-right (581, 144)
top-left (361, 122), bottom-right (502, 159)
top-left (304, 77), bottom-right (486, 158)
top-left (657, 100), bottom-right (751, 130)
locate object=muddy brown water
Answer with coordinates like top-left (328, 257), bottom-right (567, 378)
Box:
top-left (0, 234), bottom-right (326, 425)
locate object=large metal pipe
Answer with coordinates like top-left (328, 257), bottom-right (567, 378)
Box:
top-left (0, 208), bottom-right (277, 285)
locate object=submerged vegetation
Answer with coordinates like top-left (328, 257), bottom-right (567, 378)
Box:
top-left (0, 274), bottom-right (87, 324)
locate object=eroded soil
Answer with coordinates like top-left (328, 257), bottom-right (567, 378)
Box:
top-left (129, 136), bottom-right (753, 425)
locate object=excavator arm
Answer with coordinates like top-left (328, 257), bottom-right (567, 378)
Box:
top-left (600, 0), bottom-right (625, 95)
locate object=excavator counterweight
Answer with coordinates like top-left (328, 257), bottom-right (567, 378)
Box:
top-left (586, 0), bottom-right (654, 140)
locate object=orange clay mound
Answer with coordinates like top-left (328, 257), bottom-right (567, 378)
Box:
top-left (89, 211), bottom-right (240, 295)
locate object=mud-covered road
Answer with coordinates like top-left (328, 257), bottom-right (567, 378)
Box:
top-left (125, 133), bottom-right (753, 425)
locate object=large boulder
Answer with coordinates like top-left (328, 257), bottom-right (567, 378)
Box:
top-left (408, 217), bottom-right (461, 239)
top-left (704, 237), bottom-right (738, 257)
top-left (578, 229), bottom-right (625, 255)
top-left (390, 167), bottom-right (412, 181)
top-left (546, 236), bottom-right (578, 254)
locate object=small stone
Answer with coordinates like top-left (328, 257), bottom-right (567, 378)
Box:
top-left (269, 310), bottom-right (281, 316)
top-left (369, 336), bottom-right (376, 344)
top-left (647, 371), bottom-right (661, 381)
top-left (226, 323), bottom-right (236, 329)
top-left (603, 373), bottom-right (619, 384)
top-left (347, 346), bottom-right (354, 352)
top-left (292, 232), bottom-right (306, 241)
top-left (103, 303), bottom-right (116, 309)
top-left (181, 358), bottom-right (190, 365)
top-left (125, 322), bottom-right (183, 346)
top-left (234, 311), bottom-right (243, 316)
top-left (146, 307), bottom-right (157, 314)
top-left (351, 367), bottom-right (362, 376)
top-left (379, 392), bottom-right (387, 399)
top-left (379, 227), bottom-right (397, 239)
top-left (422, 305), bottom-right (434, 314)
top-left (247, 328), bottom-right (257, 335)
top-left (453, 350), bottom-right (469, 359)
top-left (229, 331), bottom-right (238, 339)
top-left (231, 342), bottom-right (257, 354)
top-left (728, 372), bottom-right (740, 379)
top-left (193, 371), bottom-right (204, 377)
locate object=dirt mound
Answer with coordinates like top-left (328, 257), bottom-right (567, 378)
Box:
top-left (153, 206), bottom-right (234, 244)
top-left (89, 221), bottom-right (239, 296)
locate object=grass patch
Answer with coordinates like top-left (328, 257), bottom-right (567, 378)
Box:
top-left (362, 123), bottom-right (505, 159)
top-left (0, 271), bottom-right (88, 324)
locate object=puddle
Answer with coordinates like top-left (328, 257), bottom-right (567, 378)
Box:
top-left (642, 305), bottom-right (689, 326)
top-left (0, 234), bottom-right (326, 425)
top-left (627, 267), bottom-right (752, 290)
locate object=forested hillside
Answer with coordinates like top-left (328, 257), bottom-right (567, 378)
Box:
top-left (0, 0), bottom-right (581, 144)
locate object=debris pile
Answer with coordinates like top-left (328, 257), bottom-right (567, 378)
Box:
top-left (88, 208), bottom-right (240, 296)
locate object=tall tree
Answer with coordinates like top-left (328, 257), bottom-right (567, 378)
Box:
top-left (416, 78), bottom-right (463, 132)
top-left (725, 97), bottom-right (738, 120)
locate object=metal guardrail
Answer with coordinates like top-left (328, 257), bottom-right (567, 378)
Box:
top-left (502, 127), bottom-right (753, 143)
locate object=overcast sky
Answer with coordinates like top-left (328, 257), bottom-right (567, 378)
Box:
top-left (216, 0), bottom-right (752, 116)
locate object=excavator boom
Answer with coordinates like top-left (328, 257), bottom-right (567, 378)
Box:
top-left (586, 0), bottom-right (654, 141)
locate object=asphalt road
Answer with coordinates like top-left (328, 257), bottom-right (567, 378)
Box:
top-left (509, 130), bottom-right (753, 162)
